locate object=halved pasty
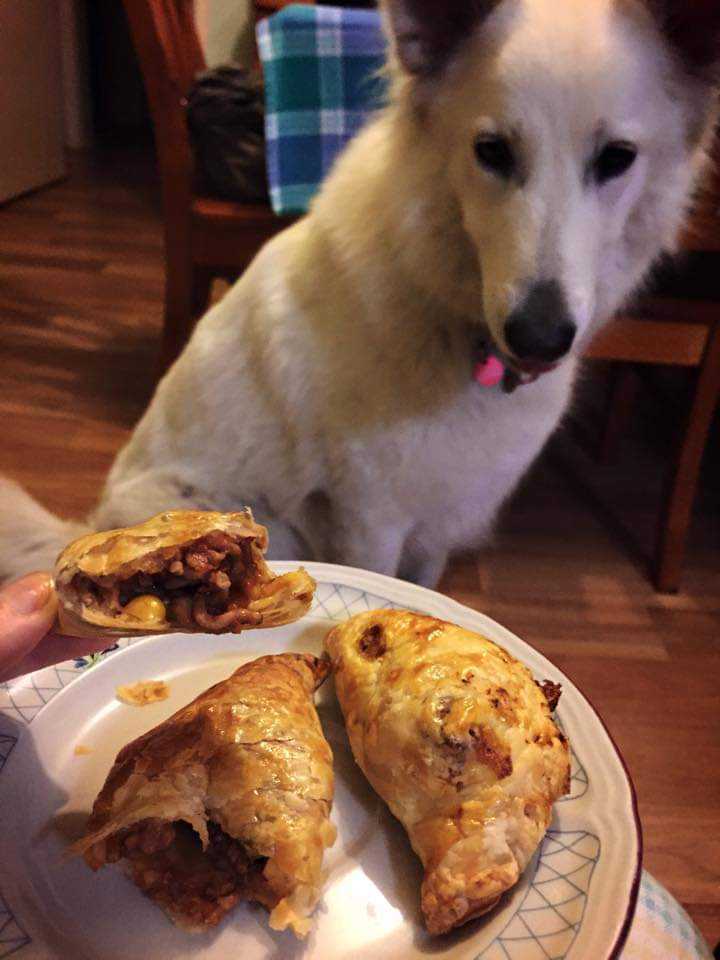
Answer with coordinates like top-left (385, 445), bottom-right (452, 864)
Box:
top-left (325, 610), bottom-right (570, 935)
top-left (74, 653), bottom-right (336, 938)
top-left (54, 509), bottom-right (315, 637)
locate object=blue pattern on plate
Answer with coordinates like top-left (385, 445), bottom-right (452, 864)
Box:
top-left (478, 831), bottom-right (600, 960)
top-left (0, 886), bottom-right (30, 959)
top-left (74, 643), bottom-right (119, 671)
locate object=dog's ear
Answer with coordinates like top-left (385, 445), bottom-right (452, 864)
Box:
top-left (648, 0), bottom-right (720, 80)
top-left (383, 0), bottom-right (504, 76)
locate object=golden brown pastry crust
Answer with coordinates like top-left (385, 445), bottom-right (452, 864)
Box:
top-left (74, 653), bottom-right (336, 937)
top-left (325, 610), bottom-right (570, 936)
top-left (54, 509), bottom-right (315, 637)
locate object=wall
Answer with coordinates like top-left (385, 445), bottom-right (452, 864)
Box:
top-left (58, 0), bottom-right (92, 148)
top-left (0, 0), bottom-right (66, 201)
top-left (195, 0), bottom-right (255, 68)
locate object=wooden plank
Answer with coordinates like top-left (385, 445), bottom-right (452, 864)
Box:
top-left (586, 318), bottom-right (708, 366)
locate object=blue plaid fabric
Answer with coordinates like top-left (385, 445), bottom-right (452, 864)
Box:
top-left (257, 4), bottom-right (387, 215)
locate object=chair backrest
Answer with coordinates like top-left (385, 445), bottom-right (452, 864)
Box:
top-left (682, 125), bottom-right (720, 252)
top-left (122, 0), bottom-right (206, 203)
top-left (254, 0), bottom-right (313, 23)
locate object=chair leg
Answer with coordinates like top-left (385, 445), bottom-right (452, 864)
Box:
top-left (191, 266), bottom-right (213, 317)
top-left (159, 242), bottom-right (195, 374)
top-left (159, 262), bottom-right (214, 375)
top-left (598, 363), bottom-right (640, 464)
top-left (654, 319), bottom-right (720, 592)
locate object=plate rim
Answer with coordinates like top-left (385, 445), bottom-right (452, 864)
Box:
top-left (1, 560), bottom-right (642, 960)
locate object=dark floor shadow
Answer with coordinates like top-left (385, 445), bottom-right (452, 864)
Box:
top-left (547, 440), bottom-right (650, 577)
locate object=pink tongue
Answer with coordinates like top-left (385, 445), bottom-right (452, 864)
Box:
top-left (473, 355), bottom-right (505, 388)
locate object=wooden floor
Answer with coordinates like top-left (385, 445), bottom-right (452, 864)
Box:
top-left (1, 151), bottom-right (718, 949)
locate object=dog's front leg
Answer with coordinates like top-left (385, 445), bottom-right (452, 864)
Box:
top-left (397, 547), bottom-right (449, 590)
top-left (330, 506), bottom-right (409, 579)
top-left (396, 522), bottom-right (448, 587)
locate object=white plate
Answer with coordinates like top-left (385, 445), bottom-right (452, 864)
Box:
top-left (0, 563), bottom-right (640, 960)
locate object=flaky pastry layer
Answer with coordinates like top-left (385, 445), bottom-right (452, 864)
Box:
top-left (74, 653), bottom-right (336, 937)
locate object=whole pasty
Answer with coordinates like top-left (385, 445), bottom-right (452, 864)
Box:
top-left (74, 653), bottom-right (336, 938)
top-left (54, 509), bottom-right (315, 637)
top-left (325, 610), bottom-right (570, 935)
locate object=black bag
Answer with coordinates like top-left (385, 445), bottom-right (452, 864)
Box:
top-left (186, 65), bottom-right (269, 203)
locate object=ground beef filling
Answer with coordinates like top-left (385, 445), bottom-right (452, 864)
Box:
top-left (72, 533), bottom-right (268, 632)
top-left (101, 818), bottom-right (274, 928)
top-left (538, 680), bottom-right (562, 712)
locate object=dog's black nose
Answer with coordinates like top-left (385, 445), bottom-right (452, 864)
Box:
top-left (504, 281), bottom-right (576, 363)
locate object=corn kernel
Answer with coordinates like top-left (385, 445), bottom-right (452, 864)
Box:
top-left (124, 594), bottom-right (167, 624)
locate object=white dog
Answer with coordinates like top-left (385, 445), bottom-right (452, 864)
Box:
top-left (2, 0), bottom-right (719, 587)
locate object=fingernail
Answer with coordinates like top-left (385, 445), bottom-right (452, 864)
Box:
top-left (7, 573), bottom-right (53, 615)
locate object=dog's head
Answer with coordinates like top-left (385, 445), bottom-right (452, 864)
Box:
top-left (383, 0), bottom-right (720, 374)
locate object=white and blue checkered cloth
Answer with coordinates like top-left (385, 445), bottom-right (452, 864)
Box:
top-left (624, 871), bottom-right (713, 959)
top-left (257, 4), bottom-right (386, 215)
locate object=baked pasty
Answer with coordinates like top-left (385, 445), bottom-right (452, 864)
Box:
top-left (74, 653), bottom-right (336, 938)
top-left (54, 509), bottom-right (315, 637)
top-left (325, 610), bottom-right (570, 935)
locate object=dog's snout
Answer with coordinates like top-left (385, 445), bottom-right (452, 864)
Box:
top-left (504, 281), bottom-right (576, 363)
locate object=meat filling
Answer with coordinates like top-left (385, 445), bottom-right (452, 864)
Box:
top-left (72, 533), bottom-right (268, 632)
top-left (92, 818), bottom-right (275, 929)
top-left (538, 680), bottom-right (562, 712)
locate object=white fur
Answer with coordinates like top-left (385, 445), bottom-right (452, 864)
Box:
top-left (1, 0), bottom-right (716, 585)
top-left (0, 478), bottom-right (89, 577)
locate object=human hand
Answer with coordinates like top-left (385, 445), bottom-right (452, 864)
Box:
top-left (0, 573), bottom-right (111, 682)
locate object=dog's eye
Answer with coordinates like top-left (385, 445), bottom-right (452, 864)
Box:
top-left (595, 141), bottom-right (637, 184)
top-left (474, 135), bottom-right (515, 179)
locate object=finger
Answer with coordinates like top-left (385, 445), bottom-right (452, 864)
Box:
top-left (3, 631), bottom-right (117, 681)
top-left (0, 573), bottom-right (58, 676)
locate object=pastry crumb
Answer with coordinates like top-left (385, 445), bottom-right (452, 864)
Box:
top-left (73, 744), bottom-right (92, 756)
top-left (116, 680), bottom-right (170, 706)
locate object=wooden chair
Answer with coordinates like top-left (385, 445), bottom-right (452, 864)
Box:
top-left (122, 0), bottom-right (301, 370)
top-left (585, 137), bottom-right (720, 593)
top-left (254, 0), bottom-right (301, 16)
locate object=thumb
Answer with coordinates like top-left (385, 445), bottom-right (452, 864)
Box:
top-left (0, 573), bottom-right (58, 674)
